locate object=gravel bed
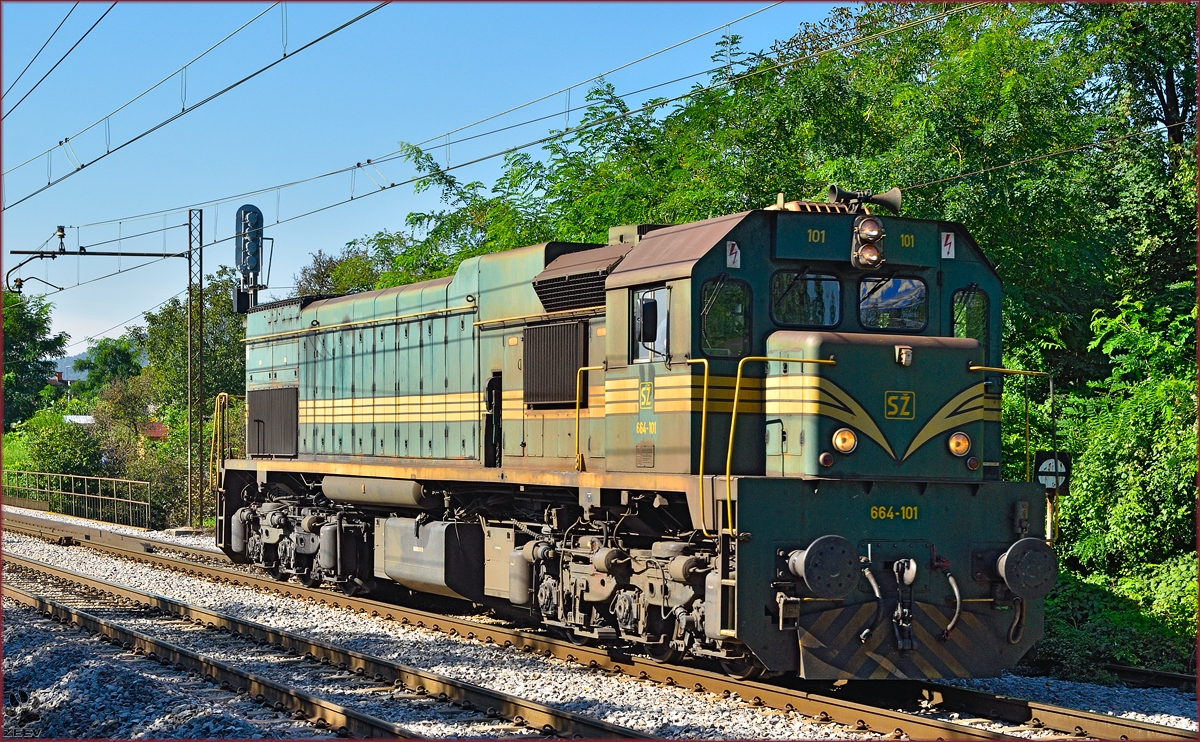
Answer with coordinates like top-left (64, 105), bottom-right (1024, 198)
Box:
top-left (939, 672), bottom-right (1198, 732)
top-left (3, 505), bottom-right (221, 552)
top-left (10, 520), bottom-right (1194, 737)
top-left (1, 598), bottom-right (331, 739)
top-left (3, 532), bottom-right (868, 739)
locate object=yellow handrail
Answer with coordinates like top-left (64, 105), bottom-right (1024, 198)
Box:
top-left (574, 365), bottom-right (605, 471)
top-left (724, 355), bottom-right (836, 535)
top-left (969, 365), bottom-right (1051, 481)
top-left (685, 358), bottom-right (711, 537)
top-left (968, 365), bottom-right (1048, 377)
top-left (207, 392), bottom-right (230, 498)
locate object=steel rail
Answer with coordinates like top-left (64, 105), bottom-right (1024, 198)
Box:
top-left (797, 679), bottom-right (1197, 741)
top-left (1102, 664), bottom-right (1196, 693)
top-left (2, 552), bottom-right (644, 739)
top-left (1, 581), bottom-right (418, 738)
top-left (10, 510), bottom-right (1193, 740)
top-left (3, 509), bottom-right (225, 562)
top-left (1, 513), bottom-right (1010, 740)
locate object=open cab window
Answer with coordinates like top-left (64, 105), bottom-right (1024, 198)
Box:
top-left (631, 286), bottom-right (669, 363)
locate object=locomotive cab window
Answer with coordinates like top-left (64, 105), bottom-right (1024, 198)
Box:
top-left (701, 276), bottom-right (751, 358)
top-left (859, 276), bottom-right (927, 331)
top-left (952, 284), bottom-right (989, 360)
top-left (632, 286), bottom-right (669, 363)
top-left (771, 271), bottom-right (840, 327)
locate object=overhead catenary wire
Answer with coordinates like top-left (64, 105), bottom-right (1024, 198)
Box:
top-left (64, 1), bottom-right (944, 231)
top-left (3, 2), bottom-right (79, 99)
top-left (32, 2), bottom-right (999, 299)
top-left (62, 288), bottom-right (188, 350)
top-left (2, 2), bottom-right (387, 212)
top-left (3, 3), bottom-right (116, 121)
top-left (411, 2), bottom-right (783, 149)
top-left (4, 3), bottom-right (280, 178)
top-left (22, 1), bottom-right (986, 307)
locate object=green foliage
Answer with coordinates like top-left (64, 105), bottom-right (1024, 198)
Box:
top-left (71, 334), bottom-right (143, 398)
top-left (1055, 293), bottom-right (1197, 577)
top-left (3, 291), bottom-right (69, 429)
top-left (141, 267), bottom-right (245, 407)
top-left (16, 406), bottom-right (103, 476)
top-left (1026, 569), bottom-right (1194, 678)
top-left (3, 431), bottom-right (33, 470)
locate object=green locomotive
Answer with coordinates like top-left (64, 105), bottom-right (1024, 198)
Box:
top-left (217, 186), bottom-right (1057, 680)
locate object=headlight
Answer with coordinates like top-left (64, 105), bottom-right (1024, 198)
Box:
top-left (857, 217), bottom-right (884, 242)
top-left (832, 428), bottom-right (857, 453)
top-left (948, 432), bottom-right (971, 457)
top-left (856, 243), bottom-right (882, 268)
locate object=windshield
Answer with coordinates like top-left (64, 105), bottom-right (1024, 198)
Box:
top-left (772, 272), bottom-right (840, 327)
top-left (859, 277), bottom-right (927, 331)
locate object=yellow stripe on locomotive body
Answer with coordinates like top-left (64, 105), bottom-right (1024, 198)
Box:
top-left (227, 197), bottom-right (1053, 681)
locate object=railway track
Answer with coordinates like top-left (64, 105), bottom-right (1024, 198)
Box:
top-left (1, 553), bottom-right (646, 739)
top-left (1103, 665), bottom-right (1196, 693)
top-left (5, 509), bottom-right (1193, 740)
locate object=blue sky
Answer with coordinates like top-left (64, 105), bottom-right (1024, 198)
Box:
top-left (3, 2), bottom-right (836, 349)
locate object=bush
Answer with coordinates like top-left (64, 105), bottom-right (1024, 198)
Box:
top-left (17, 407), bottom-right (103, 476)
top-left (1025, 569), bottom-right (1195, 678)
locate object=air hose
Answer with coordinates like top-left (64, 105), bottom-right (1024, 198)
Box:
top-left (1007, 596), bottom-right (1026, 644)
top-left (940, 571), bottom-right (961, 641)
top-left (858, 565), bottom-right (884, 643)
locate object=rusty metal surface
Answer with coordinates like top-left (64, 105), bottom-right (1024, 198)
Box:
top-left (2, 553), bottom-right (646, 740)
top-left (1, 581), bottom-right (417, 738)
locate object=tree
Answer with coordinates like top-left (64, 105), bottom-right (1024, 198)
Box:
top-left (140, 267), bottom-right (245, 407)
top-left (293, 237), bottom-right (403, 297)
top-left (3, 291), bottom-right (69, 429)
top-left (17, 406), bottom-right (103, 476)
top-left (71, 334), bottom-right (143, 398)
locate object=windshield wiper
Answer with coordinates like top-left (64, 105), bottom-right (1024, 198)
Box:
top-left (772, 265), bottom-right (810, 310)
top-left (861, 270), bottom-right (900, 303)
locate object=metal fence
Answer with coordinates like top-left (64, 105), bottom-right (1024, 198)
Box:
top-left (2, 470), bottom-right (152, 529)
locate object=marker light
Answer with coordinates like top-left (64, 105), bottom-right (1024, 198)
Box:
top-left (819, 452), bottom-right (835, 467)
top-left (857, 217), bottom-right (884, 242)
top-left (856, 243), bottom-right (882, 268)
top-left (832, 428), bottom-right (858, 454)
top-left (948, 432), bottom-right (971, 457)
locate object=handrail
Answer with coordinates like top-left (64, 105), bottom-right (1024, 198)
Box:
top-left (243, 303), bottom-right (477, 342)
top-left (475, 305), bottom-right (604, 329)
top-left (685, 358), bottom-right (711, 538)
top-left (968, 365), bottom-right (1048, 377)
top-left (724, 355), bottom-right (836, 535)
top-left (574, 365), bottom-right (605, 471)
top-left (208, 392), bottom-right (230, 497)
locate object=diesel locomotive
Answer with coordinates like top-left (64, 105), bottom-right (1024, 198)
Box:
top-left (215, 186), bottom-right (1058, 680)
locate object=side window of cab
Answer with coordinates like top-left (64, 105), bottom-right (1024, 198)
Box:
top-left (952, 284), bottom-right (989, 360)
top-left (631, 286), bottom-right (669, 363)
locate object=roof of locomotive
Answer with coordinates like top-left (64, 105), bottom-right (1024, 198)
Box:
top-left (606, 211), bottom-right (748, 289)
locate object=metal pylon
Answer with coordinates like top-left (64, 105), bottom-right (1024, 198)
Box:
top-left (186, 209), bottom-right (204, 528)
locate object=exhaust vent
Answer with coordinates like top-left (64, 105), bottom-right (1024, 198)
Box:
top-left (533, 242), bottom-right (632, 312)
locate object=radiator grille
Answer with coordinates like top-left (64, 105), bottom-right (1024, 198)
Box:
top-left (247, 387), bottom-right (298, 457)
top-left (524, 322), bottom-right (587, 406)
top-left (532, 272), bottom-right (607, 312)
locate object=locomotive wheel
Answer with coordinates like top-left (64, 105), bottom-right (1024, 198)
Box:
top-left (268, 565), bottom-right (290, 582)
top-left (719, 656), bottom-right (764, 680)
top-left (339, 581), bottom-right (363, 597)
top-left (645, 642), bottom-right (683, 664)
top-left (299, 572), bottom-right (320, 588)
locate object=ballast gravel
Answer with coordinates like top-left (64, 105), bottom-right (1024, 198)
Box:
top-left (1, 598), bottom-right (331, 739)
top-left (2, 531), bottom-right (867, 739)
top-left (6, 523), bottom-right (1197, 736)
top-left (3, 505), bottom-right (220, 552)
top-left (939, 672), bottom-right (1198, 732)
